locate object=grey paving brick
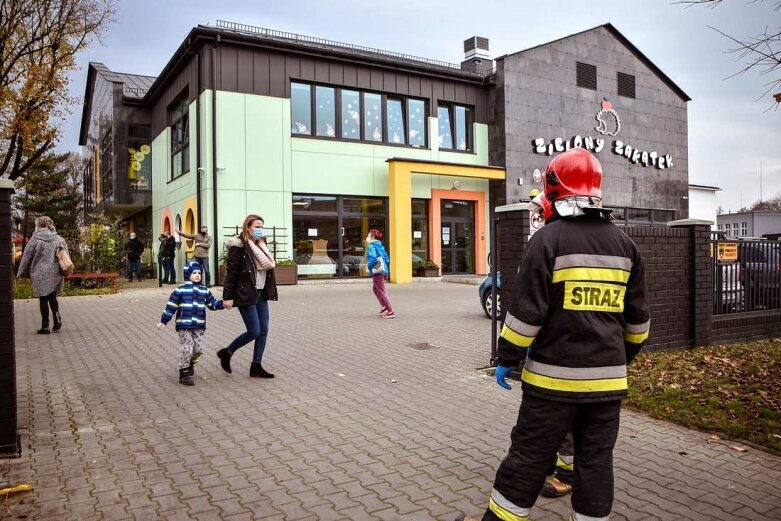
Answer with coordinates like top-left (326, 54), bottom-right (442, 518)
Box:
top-left (3, 284), bottom-right (780, 521)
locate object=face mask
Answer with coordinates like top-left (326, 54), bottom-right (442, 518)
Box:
top-left (252, 228), bottom-right (264, 239)
top-left (130, 234), bottom-right (136, 240)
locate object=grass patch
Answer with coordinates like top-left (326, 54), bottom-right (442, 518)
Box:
top-left (13, 278), bottom-right (116, 299)
top-left (627, 339), bottom-right (781, 453)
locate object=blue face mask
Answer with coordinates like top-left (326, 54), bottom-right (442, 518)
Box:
top-left (252, 228), bottom-right (264, 239)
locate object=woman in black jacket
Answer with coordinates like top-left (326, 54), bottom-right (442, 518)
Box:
top-left (218, 214), bottom-right (278, 378)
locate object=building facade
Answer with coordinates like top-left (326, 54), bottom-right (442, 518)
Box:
top-left (79, 63), bottom-right (155, 265)
top-left (81, 21), bottom-right (690, 283)
top-left (491, 24), bottom-right (690, 224)
top-left (688, 184), bottom-right (721, 229)
top-left (717, 210), bottom-right (781, 239)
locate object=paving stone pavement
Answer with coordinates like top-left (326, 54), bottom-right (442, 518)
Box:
top-left (3, 282), bottom-right (780, 520)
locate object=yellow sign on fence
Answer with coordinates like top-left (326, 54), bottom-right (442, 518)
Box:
top-left (717, 243), bottom-right (738, 261)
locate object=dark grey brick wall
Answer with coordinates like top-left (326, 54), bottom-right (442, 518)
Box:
top-left (493, 26), bottom-right (689, 216)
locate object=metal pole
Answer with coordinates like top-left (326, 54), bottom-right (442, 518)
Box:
top-left (490, 216), bottom-right (499, 366)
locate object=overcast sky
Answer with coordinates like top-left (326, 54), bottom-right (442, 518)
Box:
top-left (61, 0), bottom-right (781, 212)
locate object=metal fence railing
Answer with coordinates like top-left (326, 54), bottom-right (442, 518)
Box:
top-left (711, 235), bottom-right (781, 315)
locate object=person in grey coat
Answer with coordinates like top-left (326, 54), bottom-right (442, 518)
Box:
top-left (17, 216), bottom-right (68, 334)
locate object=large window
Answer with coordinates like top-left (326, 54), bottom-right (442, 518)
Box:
top-left (128, 125), bottom-right (151, 191)
top-left (315, 86), bottom-right (336, 137)
top-left (412, 199), bottom-right (429, 264)
top-left (293, 195), bottom-right (387, 279)
top-left (341, 90), bottom-right (360, 140)
top-left (169, 95), bottom-right (189, 180)
top-left (100, 130), bottom-right (113, 198)
top-left (437, 103), bottom-right (472, 151)
top-left (291, 83), bottom-right (312, 134)
top-left (291, 81), bottom-right (428, 148)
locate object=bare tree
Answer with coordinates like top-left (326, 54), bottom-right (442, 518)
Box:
top-left (678, 0), bottom-right (781, 110)
top-left (0, 0), bottom-right (116, 180)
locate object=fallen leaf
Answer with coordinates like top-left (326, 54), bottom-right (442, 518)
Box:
top-left (731, 446), bottom-right (748, 453)
top-left (772, 434), bottom-right (781, 440)
top-left (678, 451), bottom-right (688, 456)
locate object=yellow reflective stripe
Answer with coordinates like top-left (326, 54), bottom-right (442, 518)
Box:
top-left (489, 498), bottom-right (529, 521)
top-left (624, 330), bottom-right (649, 344)
top-left (552, 267), bottom-right (630, 284)
top-left (521, 368), bottom-right (628, 393)
top-left (500, 324), bottom-right (535, 348)
top-left (556, 455), bottom-right (574, 471)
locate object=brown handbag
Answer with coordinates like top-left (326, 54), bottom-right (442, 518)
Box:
top-left (57, 240), bottom-right (74, 276)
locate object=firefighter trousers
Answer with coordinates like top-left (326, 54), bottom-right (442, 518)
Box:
top-left (483, 393), bottom-right (622, 520)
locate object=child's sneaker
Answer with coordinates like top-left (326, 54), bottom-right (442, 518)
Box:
top-left (381, 311), bottom-right (396, 319)
top-left (179, 368), bottom-right (194, 386)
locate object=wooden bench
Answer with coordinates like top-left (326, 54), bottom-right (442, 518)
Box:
top-left (65, 273), bottom-right (120, 293)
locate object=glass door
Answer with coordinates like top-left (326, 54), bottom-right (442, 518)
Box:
top-left (441, 200), bottom-right (474, 275)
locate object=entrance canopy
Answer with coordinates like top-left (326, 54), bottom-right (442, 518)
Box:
top-left (387, 158), bottom-right (506, 283)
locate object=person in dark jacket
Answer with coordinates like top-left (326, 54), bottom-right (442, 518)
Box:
top-left (159, 230), bottom-right (177, 284)
top-left (17, 216), bottom-right (68, 334)
top-left (157, 262), bottom-right (223, 385)
top-left (218, 214), bottom-right (278, 378)
top-left (457, 148), bottom-right (650, 521)
top-left (123, 232), bottom-right (145, 281)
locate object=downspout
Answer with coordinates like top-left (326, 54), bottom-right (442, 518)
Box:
top-left (211, 35), bottom-right (220, 283)
top-left (195, 48), bottom-right (202, 228)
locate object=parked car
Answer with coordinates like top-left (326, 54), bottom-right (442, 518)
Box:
top-left (479, 272), bottom-right (502, 318)
top-left (738, 242), bottom-right (781, 311)
top-left (715, 261), bottom-right (743, 313)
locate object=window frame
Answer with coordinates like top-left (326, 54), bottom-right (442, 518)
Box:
top-left (290, 80), bottom-right (428, 149)
top-left (436, 102), bottom-right (473, 153)
top-left (168, 94), bottom-right (190, 182)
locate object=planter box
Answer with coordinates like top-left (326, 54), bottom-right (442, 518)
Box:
top-left (275, 265), bottom-right (298, 285)
top-left (416, 268), bottom-right (439, 277)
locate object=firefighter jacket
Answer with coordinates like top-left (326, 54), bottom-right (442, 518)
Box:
top-left (498, 213), bottom-right (650, 403)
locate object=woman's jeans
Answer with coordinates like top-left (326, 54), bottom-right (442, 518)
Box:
top-left (227, 289), bottom-right (270, 363)
top-left (372, 274), bottom-right (392, 311)
top-left (38, 291), bottom-right (59, 323)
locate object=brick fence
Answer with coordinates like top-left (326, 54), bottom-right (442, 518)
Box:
top-left (495, 205), bottom-right (781, 350)
top-left (0, 179), bottom-right (18, 456)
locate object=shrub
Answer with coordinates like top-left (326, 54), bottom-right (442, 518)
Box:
top-left (413, 259), bottom-right (439, 271)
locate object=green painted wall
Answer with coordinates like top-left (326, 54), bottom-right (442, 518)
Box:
top-left (151, 90), bottom-right (494, 265)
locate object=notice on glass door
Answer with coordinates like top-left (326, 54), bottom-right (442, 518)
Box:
top-left (308, 228), bottom-right (318, 237)
top-left (442, 227), bottom-right (450, 245)
top-left (413, 231), bottom-right (422, 239)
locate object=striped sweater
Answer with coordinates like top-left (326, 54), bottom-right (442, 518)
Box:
top-left (160, 282), bottom-right (223, 330)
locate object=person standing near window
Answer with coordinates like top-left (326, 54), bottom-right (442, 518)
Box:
top-left (218, 214), bottom-right (278, 378)
top-left (177, 225), bottom-right (213, 287)
top-left (366, 229), bottom-right (394, 319)
top-left (123, 232), bottom-right (145, 281)
top-left (159, 230), bottom-right (177, 284)
top-left (17, 216), bottom-right (68, 334)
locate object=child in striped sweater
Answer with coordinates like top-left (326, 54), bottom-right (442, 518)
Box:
top-left (157, 262), bottom-right (223, 385)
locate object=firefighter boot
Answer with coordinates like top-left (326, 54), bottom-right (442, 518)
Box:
top-left (541, 474), bottom-right (573, 497)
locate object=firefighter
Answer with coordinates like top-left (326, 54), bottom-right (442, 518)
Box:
top-left (456, 148), bottom-right (650, 521)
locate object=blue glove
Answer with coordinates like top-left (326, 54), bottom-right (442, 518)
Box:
top-left (495, 365), bottom-right (513, 390)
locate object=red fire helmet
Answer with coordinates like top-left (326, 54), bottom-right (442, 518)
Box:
top-left (531, 192), bottom-right (553, 222)
top-left (543, 148), bottom-right (603, 203)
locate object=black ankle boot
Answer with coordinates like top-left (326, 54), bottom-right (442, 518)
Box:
top-left (37, 320), bottom-right (50, 335)
top-left (188, 353), bottom-right (201, 376)
top-left (179, 368), bottom-right (194, 386)
top-left (217, 348), bottom-right (232, 374)
top-left (249, 362), bottom-right (260, 377)
top-left (257, 364), bottom-right (275, 379)
top-left (53, 312), bottom-right (62, 331)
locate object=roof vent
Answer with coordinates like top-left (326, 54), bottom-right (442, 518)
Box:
top-left (462, 36), bottom-right (492, 72)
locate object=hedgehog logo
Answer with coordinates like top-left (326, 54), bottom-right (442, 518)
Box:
top-left (595, 98), bottom-right (621, 136)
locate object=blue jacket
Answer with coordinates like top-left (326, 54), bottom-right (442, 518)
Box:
top-left (367, 241), bottom-right (390, 276)
top-left (160, 282), bottom-right (223, 331)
